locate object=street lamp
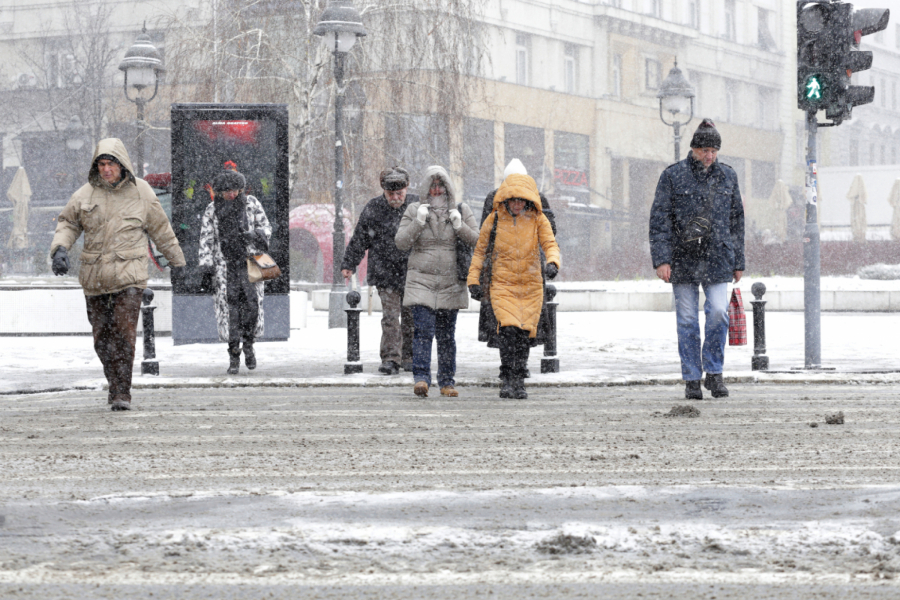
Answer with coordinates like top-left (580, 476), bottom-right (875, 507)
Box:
top-left (118, 24), bottom-right (165, 179)
top-left (65, 115), bottom-right (85, 188)
top-left (314, 0), bottom-right (367, 329)
top-left (657, 60), bottom-right (695, 164)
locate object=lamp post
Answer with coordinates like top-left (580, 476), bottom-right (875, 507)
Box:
top-left (314, 0), bottom-right (367, 329)
top-left (656, 60), bottom-right (695, 164)
top-left (118, 24), bottom-right (165, 179)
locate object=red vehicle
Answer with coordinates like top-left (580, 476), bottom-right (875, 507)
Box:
top-left (289, 204), bottom-right (366, 284)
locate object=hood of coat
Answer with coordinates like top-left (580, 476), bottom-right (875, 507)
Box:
top-left (493, 174), bottom-right (543, 214)
top-left (88, 138), bottom-right (137, 189)
top-left (418, 165), bottom-right (457, 204)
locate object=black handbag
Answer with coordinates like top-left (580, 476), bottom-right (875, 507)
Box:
top-left (454, 203), bottom-right (474, 280)
top-left (478, 214), bottom-right (500, 344)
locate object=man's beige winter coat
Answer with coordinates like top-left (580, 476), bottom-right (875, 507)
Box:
top-left (51, 138), bottom-right (185, 296)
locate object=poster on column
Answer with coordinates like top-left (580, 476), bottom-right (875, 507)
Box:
top-left (170, 103), bottom-right (290, 345)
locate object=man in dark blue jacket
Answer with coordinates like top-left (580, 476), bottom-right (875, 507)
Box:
top-left (342, 167), bottom-right (418, 375)
top-left (649, 119), bottom-right (745, 400)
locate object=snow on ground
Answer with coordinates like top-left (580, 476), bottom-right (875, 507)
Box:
top-left (4, 295), bottom-right (900, 394)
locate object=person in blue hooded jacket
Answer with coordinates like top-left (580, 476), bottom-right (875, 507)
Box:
top-left (649, 119), bottom-right (745, 400)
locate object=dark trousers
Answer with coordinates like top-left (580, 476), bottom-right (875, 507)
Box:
top-left (377, 287), bottom-right (413, 364)
top-left (85, 287), bottom-right (143, 402)
top-left (226, 261), bottom-right (259, 353)
top-left (499, 326), bottom-right (530, 382)
top-left (411, 306), bottom-right (458, 388)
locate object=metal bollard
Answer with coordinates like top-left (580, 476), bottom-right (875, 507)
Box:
top-left (540, 284), bottom-right (560, 373)
top-left (141, 288), bottom-right (159, 376)
top-left (344, 290), bottom-right (363, 374)
top-left (751, 282), bottom-right (769, 371)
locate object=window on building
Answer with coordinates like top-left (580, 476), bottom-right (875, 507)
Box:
top-left (563, 44), bottom-right (578, 94)
top-left (893, 80), bottom-right (898, 111)
top-left (724, 0), bottom-right (736, 41)
top-left (725, 85), bottom-right (734, 122)
top-left (881, 79), bottom-right (886, 106)
top-left (645, 58), bottom-right (660, 90)
top-left (758, 88), bottom-right (773, 130)
top-left (462, 118), bottom-right (495, 204)
top-left (647, 0), bottom-right (661, 18)
top-left (554, 131), bottom-right (590, 204)
top-left (758, 8), bottom-right (776, 51)
top-left (384, 114), bottom-right (450, 178)
top-left (515, 33), bottom-right (530, 86)
top-left (869, 143), bottom-right (875, 165)
top-left (881, 145), bottom-right (887, 165)
top-left (751, 160), bottom-right (776, 198)
top-left (612, 53), bottom-right (622, 97)
top-left (505, 124), bottom-right (546, 190)
top-left (689, 71), bottom-right (702, 115)
top-left (689, 0), bottom-right (700, 29)
top-left (606, 0), bottom-right (622, 7)
top-left (896, 24), bottom-right (900, 49)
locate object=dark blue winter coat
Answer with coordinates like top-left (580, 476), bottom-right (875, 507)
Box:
top-left (649, 156), bottom-right (745, 285)
top-left (341, 193), bottom-right (419, 291)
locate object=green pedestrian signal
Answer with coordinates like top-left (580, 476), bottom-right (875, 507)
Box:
top-left (805, 75), bottom-right (823, 100)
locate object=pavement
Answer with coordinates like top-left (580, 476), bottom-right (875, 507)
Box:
top-left (4, 308), bottom-right (900, 396)
top-left (2, 383), bottom-right (900, 597)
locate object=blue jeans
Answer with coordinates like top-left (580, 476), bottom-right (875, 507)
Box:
top-left (411, 306), bottom-right (458, 387)
top-left (672, 283), bottom-right (729, 381)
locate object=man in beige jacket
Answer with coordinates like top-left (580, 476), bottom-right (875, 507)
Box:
top-left (50, 139), bottom-right (185, 411)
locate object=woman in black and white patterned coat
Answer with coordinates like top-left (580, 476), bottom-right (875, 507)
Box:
top-left (198, 170), bottom-right (272, 374)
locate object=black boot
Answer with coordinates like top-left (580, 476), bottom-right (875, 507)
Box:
top-left (244, 339), bottom-right (257, 370)
top-left (512, 376), bottom-right (528, 399)
top-left (511, 330), bottom-right (528, 399)
top-left (704, 373), bottom-right (729, 398)
top-left (685, 380), bottom-right (702, 400)
top-left (227, 342), bottom-right (241, 375)
top-left (499, 374), bottom-right (514, 399)
top-left (498, 328), bottom-right (516, 399)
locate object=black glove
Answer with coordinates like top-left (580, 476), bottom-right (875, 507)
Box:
top-left (545, 263), bottom-right (559, 280)
top-left (243, 229), bottom-right (269, 252)
top-left (468, 284), bottom-right (483, 301)
top-left (169, 265), bottom-right (185, 281)
top-left (51, 247), bottom-right (69, 276)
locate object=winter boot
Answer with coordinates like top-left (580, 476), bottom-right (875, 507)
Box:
top-left (499, 379), bottom-right (514, 399)
top-left (685, 380), bottom-right (703, 400)
top-left (244, 340), bottom-right (257, 370)
top-left (110, 395), bottom-right (131, 411)
top-left (511, 377), bottom-right (528, 399)
top-left (704, 373), bottom-right (729, 398)
top-left (227, 342), bottom-right (241, 375)
top-left (378, 361), bottom-right (400, 375)
top-left (414, 381), bottom-right (429, 397)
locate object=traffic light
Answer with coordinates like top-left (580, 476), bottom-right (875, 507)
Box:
top-left (797, 1), bottom-right (840, 112)
top-left (797, 1), bottom-right (890, 125)
top-left (829, 7), bottom-right (891, 122)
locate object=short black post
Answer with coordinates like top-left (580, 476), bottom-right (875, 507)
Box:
top-left (541, 284), bottom-right (560, 373)
top-left (141, 288), bottom-right (159, 376)
top-left (344, 290), bottom-right (363, 374)
top-left (751, 282), bottom-right (769, 371)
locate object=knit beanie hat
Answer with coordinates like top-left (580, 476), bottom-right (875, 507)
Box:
top-left (379, 166), bottom-right (410, 191)
top-left (212, 170), bottom-right (246, 192)
top-left (503, 158), bottom-right (527, 179)
top-left (689, 118), bottom-right (721, 149)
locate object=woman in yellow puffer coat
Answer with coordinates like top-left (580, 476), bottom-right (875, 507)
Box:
top-left (467, 174), bottom-right (561, 399)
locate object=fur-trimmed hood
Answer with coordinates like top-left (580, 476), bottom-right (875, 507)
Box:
top-left (418, 165), bottom-right (457, 202)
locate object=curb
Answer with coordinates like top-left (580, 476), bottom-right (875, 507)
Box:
top-left (5, 371), bottom-right (900, 396)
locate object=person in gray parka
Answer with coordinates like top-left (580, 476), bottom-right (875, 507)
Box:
top-left (395, 166), bottom-right (479, 398)
top-left (649, 119), bottom-right (745, 400)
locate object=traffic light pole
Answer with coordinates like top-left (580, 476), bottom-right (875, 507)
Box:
top-left (803, 110), bottom-right (821, 369)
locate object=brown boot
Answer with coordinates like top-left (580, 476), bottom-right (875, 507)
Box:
top-left (414, 381), bottom-right (429, 397)
top-left (440, 385), bottom-right (458, 397)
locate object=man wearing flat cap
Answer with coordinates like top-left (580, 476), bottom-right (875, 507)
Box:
top-left (50, 138), bottom-right (186, 411)
top-left (342, 167), bottom-right (418, 375)
top-left (649, 118), bottom-right (745, 401)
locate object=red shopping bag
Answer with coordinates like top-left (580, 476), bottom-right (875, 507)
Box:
top-left (728, 288), bottom-right (747, 346)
